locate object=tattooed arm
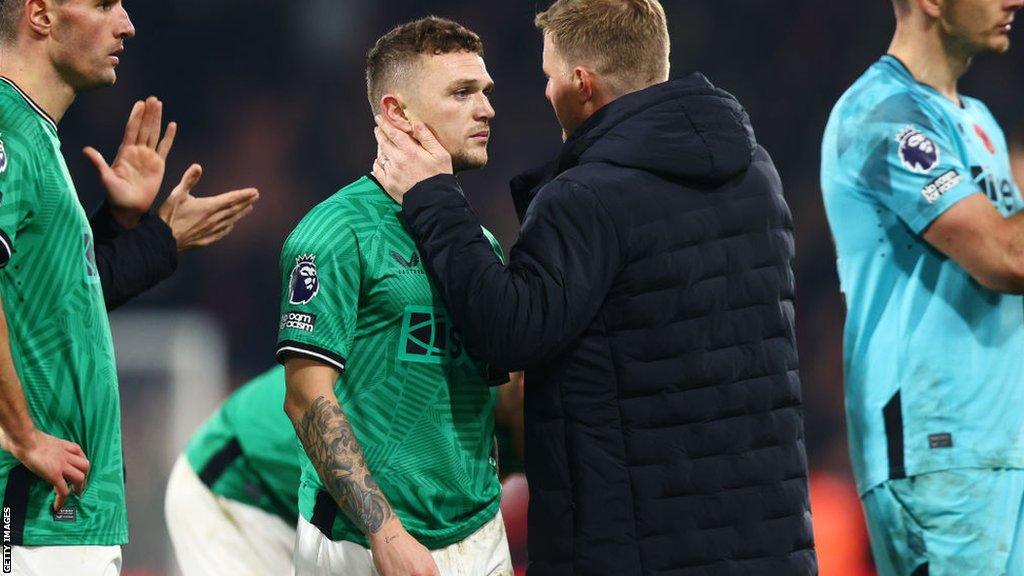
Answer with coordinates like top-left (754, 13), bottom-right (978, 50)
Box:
top-left (293, 393), bottom-right (394, 533)
top-left (283, 358), bottom-right (439, 576)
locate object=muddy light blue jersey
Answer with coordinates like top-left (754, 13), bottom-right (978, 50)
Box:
top-left (821, 55), bottom-right (1024, 495)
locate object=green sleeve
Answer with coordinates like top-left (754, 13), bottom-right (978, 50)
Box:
top-left (0, 130), bottom-right (37, 268)
top-left (275, 218), bottom-right (361, 372)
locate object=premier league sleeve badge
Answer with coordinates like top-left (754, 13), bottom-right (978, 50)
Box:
top-left (895, 126), bottom-right (940, 174)
top-left (289, 254), bottom-right (320, 305)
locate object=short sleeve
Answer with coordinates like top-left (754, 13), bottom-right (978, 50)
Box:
top-left (0, 131), bottom-right (37, 268)
top-left (858, 102), bottom-right (976, 235)
top-left (275, 222), bottom-right (360, 373)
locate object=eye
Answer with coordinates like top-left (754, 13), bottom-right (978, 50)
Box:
top-left (453, 88), bottom-right (470, 99)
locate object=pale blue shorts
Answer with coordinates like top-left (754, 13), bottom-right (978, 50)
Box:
top-left (861, 468), bottom-right (1024, 576)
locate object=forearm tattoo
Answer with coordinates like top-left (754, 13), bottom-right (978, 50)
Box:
top-left (295, 396), bottom-right (395, 535)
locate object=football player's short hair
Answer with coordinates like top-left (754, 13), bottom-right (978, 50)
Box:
top-left (366, 16), bottom-right (484, 113)
top-left (535, 0), bottom-right (670, 97)
top-left (0, 0), bottom-right (24, 43)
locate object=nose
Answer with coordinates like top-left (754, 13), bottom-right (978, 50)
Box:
top-left (1008, 0), bottom-right (1024, 10)
top-left (118, 5), bottom-right (136, 40)
top-left (477, 94), bottom-right (496, 121)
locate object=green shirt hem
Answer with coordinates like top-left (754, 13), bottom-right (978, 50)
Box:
top-left (20, 530), bottom-right (128, 547)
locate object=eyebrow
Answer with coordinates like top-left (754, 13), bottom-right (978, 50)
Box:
top-left (446, 78), bottom-right (495, 92)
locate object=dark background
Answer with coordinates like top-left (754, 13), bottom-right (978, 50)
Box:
top-left (53, 2), bottom-right (1024, 573)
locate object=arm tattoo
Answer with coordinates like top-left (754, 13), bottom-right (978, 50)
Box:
top-left (295, 396), bottom-right (396, 535)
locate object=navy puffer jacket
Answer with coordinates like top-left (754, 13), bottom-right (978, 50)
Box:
top-left (401, 73), bottom-right (817, 576)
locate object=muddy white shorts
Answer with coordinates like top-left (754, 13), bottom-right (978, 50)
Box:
top-left (165, 454), bottom-right (295, 576)
top-left (8, 544), bottom-right (121, 575)
top-left (293, 509), bottom-right (512, 576)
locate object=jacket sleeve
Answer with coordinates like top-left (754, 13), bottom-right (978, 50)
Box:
top-left (400, 174), bottom-right (621, 371)
top-left (90, 203), bottom-right (179, 311)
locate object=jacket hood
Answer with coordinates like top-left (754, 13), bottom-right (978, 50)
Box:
top-left (555, 73), bottom-right (757, 184)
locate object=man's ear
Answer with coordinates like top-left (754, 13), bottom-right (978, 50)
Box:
top-left (916, 0), bottom-right (941, 19)
top-left (380, 94), bottom-right (413, 133)
top-left (25, 0), bottom-right (55, 38)
top-left (573, 67), bottom-right (595, 105)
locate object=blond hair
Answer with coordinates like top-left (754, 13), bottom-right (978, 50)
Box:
top-left (535, 0), bottom-right (669, 96)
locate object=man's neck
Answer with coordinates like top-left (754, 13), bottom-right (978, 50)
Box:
top-left (0, 47), bottom-right (75, 124)
top-left (887, 18), bottom-right (971, 105)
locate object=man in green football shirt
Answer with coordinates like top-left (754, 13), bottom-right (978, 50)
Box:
top-left (278, 17), bottom-right (512, 576)
top-left (165, 366), bottom-right (301, 576)
top-left (0, 0), bottom-right (258, 573)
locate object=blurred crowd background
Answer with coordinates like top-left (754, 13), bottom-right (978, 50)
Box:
top-left (51, 1), bottom-right (1024, 574)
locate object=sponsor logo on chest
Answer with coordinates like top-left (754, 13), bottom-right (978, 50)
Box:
top-left (972, 165), bottom-right (1019, 215)
top-left (398, 306), bottom-right (467, 365)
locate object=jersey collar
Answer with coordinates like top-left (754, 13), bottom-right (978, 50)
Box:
top-left (879, 55), bottom-right (966, 109)
top-left (0, 76), bottom-right (59, 133)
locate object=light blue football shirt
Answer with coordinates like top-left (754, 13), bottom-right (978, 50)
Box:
top-left (821, 55), bottom-right (1024, 495)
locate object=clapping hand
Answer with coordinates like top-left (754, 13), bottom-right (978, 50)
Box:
top-left (157, 164), bottom-right (259, 251)
top-left (84, 96), bottom-right (175, 228)
top-left (86, 97), bottom-right (259, 250)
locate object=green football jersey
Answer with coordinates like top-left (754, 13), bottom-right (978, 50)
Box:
top-left (0, 78), bottom-right (125, 546)
top-left (276, 176), bottom-right (502, 549)
top-left (184, 365), bottom-right (300, 523)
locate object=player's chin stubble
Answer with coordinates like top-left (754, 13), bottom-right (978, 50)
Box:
top-left (452, 150), bottom-right (488, 172)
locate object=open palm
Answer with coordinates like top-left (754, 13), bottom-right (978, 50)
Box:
top-left (102, 142), bottom-right (166, 213)
top-left (157, 164), bottom-right (259, 251)
top-left (84, 97), bottom-right (176, 226)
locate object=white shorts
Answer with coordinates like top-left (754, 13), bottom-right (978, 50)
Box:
top-left (165, 454), bottom-right (296, 576)
top-left (294, 510), bottom-right (513, 576)
top-left (9, 544), bottom-right (121, 575)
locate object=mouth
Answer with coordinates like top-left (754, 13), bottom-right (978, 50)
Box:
top-left (997, 20), bottom-right (1013, 33)
top-left (470, 130), bottom-right (490, 142)
top-left (109, 47), bottom-right (124, 64)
